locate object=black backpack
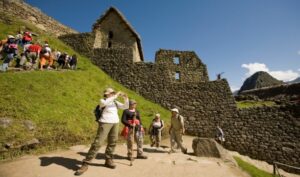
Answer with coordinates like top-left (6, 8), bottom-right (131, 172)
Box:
top-left (94, 105), bottom-right (105, 121)
top-left (94, 101), bottom-right (118, 122)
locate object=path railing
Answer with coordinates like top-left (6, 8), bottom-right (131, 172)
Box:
top-left (273, 161), bottom-right (300, 177)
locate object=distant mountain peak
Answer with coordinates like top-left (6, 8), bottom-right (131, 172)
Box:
top-left (287, 77), bottom-right (300, 84)
top-left (239, 71), bottom-right (283, 93)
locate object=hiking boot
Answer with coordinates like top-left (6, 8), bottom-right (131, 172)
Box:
top-left (168, 149), bottom-right (176, 154)
top-left (105, 158), bottom-right (116, 169)
top-left (127, 155), bottom-right (134, 161)
top-left (75, 162), bottom-right (88, 176)
top-left (136, 154), bottom-right (148, 159)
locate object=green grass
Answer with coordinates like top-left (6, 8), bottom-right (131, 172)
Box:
top-left (236, 100), bottom-right (276, 109)
top-left (0, 14), bottom-right (171, 159)
top-left (234, 156), bottom-right (278, 177)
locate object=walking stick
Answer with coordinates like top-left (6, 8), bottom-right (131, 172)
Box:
top-left (130, 112), bottom-right (136, 166)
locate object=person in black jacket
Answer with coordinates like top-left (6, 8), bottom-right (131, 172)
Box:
top-left (121, 100), bottom-right (148, 160)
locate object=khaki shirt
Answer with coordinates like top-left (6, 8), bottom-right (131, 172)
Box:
top-left (171, 114), bottom-right (184, 131)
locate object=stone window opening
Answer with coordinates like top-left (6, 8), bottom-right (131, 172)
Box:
top-left (108, 41), bottom-right (112, 48)
top-left (173, 56), bottom-right (180, 65)
top-left (175, 71), bottom-right (180, 80)
top-left (108, 31), bottom-right (113, 39)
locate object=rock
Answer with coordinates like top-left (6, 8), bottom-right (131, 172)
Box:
top-left (28, 16), bottom-right (37, 23)
top-left (36, 24), bottom-right (46, 31)
top-left (0, 117), bottom-right (13, 128)
top-left (21, 138), bottom-right (40, 150)
top-left (192, 138), bottom-right (221, 158)
top-left (23, 120), bottom-right (35, 131)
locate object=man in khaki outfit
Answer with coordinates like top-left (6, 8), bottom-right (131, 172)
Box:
top-left (75, 88), bottom-right (129, 176)
top-left (169, 108), bottom-right (187, 154)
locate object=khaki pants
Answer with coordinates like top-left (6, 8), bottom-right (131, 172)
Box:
top-left (170, 130), bottom-right (186, 152)
top-left (84, 122), bottom-right (118, 162)
top-left (127, 128), bottom-right (144, 157)
top-left (150, 130), bottom-right (162, 147)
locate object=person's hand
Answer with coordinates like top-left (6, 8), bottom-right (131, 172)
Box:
top-left (122, 93), bottom-right (128, 99)
top-left (116, 91), bottom-right (122, 97)
top-left (182, 128), bottom-right (185, 135)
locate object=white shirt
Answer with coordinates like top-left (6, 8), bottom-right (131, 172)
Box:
top-left (99, 95), bottom-right (129, 123)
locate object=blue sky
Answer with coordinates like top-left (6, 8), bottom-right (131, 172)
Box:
top-left (25, 0), bottom-right (300, 90)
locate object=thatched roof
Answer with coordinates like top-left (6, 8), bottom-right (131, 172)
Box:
top-left (93, 7), bottom-right (144, 61)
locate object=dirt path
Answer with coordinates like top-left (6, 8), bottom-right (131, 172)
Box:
top-left (0, 136), bottom-right (249, 177)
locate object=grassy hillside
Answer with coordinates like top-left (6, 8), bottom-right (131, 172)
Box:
top-left (0, 15), bottom-right (171, 159)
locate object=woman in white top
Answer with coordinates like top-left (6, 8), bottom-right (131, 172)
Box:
top-left (76, 88), bottom-right (129, 175)
top-left (149, 113), bottom-right (164, 148)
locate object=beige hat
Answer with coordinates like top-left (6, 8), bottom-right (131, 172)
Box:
top-left (7, 35), bottom-right (15, 39)
top-left (129, 99), bottom-right (137, 105)
top-left (171, 108), bottom-right (179, 113)
top-left (104, 88), bottom-right (115, 95)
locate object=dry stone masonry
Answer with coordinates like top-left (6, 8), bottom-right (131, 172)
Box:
top-left (0, 0), bottom-right (77, 36)
top-left (59, 6), bottom-right (300, 173)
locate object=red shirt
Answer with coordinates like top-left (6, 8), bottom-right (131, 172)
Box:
top-left (28, 44), bottom-right (42, 53)
top-left (23, 34), bottom-right (32, 42)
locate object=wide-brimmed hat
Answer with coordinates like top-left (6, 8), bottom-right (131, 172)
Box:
top-left (171, 108), bottom-right (179, 113)
top-left (7, 35), bottom-right (15, 39)
top-left (129, 99), bottom-right (137, 105)
top-left (104, 88), bottom-right (115, 95)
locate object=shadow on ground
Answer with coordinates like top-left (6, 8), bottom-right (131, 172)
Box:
top-left (39, 156), bottom-right (82, 171)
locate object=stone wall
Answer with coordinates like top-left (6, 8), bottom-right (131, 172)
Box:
top-left (93, 8), bottom-right (142, 62)
top-left (239, 83), bottom-right (300, 102)
top-left (59, 33), bottom-right (95, 58)
top-left (155, 49), bottom-right (209, 83)
top-left (92, 48), bottom-right (237, 137)
top-left (0, 0), bottom-right (77, 36)
top-left (223, 105), bottom-right (300, 173)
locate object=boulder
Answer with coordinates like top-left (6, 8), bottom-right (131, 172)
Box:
top-left (0, 117), bottom-right (13, 128)
top-left (192, 138), bottom-right (221, 158)
top-left (192, 138), bottom-right (237, 167)
top-left (23, 120), bottom-right (35, 131)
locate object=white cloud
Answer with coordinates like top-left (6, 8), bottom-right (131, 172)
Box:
top-left (241, 63), bottom-right (268, 77)
top-left (230, 85), bottom-right (240, 92)
top-left (241, 62), bottom-right (299, 82)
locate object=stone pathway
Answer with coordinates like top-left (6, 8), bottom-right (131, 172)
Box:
top-left (0, 136), bottom-right (250, 177)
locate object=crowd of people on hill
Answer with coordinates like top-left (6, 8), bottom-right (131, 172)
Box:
top-left (0, 31), bottom-right (78, 72)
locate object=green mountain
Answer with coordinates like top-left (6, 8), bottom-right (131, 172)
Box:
top-left (0, 13), bottom-right (170, 160)
top-left (239, 71), bottom-right (283, 93)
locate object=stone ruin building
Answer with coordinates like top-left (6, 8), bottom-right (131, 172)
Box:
top-left (60, 7), bottom-right (299, 173)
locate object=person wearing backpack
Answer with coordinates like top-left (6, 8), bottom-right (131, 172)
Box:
top-left (75, 88), bottom-right (129, 176)
top-left (149, 113), bottom-right (164, 148)
top-left (1, 36), bottom-right (18, 72)
top-left (26, 43), bottom-right (42, 70)
top-left (69, 54), bottom-right (78, 70)
top-left (169, 108), bottom-right (187, 154)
